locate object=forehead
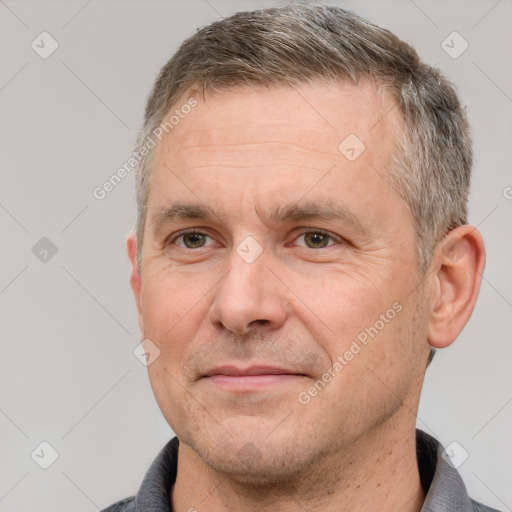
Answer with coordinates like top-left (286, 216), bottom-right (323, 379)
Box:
top-left (163, 81), bottom-right (401, 164)
top-left (148, 81), bottom-right (407, 229)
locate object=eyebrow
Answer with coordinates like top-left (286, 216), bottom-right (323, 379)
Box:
top-left (151, 199), bottom-right (368, 236)
top-left (262, 200), bottom-right (365, 232)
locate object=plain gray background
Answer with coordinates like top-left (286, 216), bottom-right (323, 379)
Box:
top-left (0, 0), bottom-right (511, 511)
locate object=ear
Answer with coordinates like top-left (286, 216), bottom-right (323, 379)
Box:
top-left (127, 232), bottom-right (144, 339)
top-left (427, 225), bottom-right (486, 349)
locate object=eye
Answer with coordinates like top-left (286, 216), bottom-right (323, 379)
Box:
top-left (169, 231), bottom-right (215, 249)
top-left (293, 230), bottom-right (338, 249)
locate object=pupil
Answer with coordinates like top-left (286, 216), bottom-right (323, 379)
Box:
top-left (185, 233), bottom-right (204, 247)
top-left (307, 233), bottom-right (327, 248)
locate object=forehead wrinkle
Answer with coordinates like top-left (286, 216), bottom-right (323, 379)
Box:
top-left (177, 141), bottom-right (344, 162)
top-left (173, 142), bottom-right (344, 173)
top-left (175, 106), bottom-right (336, 142)
top-left (178, 141), bottom-right (337, 153)
top-left (176, 164), bottom-right (331, 173)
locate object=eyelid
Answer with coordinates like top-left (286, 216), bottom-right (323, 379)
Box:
top-left (166, 227), bottom-right (345, 248)
top-left (166, 229), bottom-right (216, 247)
top-left (293, 226), bottom-right (341, 240)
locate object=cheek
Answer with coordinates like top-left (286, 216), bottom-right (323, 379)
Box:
top-left (296, 271), bottom-right (395, 356)
top-left (141, 276), bottom-right (206, 430)
top-left (146, 361), bottom-right (187, 436)
top-left (140, 272), bottom-right (209, 358)
top-left (296, 269), bottom-right (422, 412)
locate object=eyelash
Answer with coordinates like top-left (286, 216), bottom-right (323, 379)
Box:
top-left (167, 229), bottom-right (342, 249)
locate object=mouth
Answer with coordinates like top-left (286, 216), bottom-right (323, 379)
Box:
top-left (201, 365), bottom-right (309, 391)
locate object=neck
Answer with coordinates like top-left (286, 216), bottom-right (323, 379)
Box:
top-left (171, 411), bottom-right (425, 512)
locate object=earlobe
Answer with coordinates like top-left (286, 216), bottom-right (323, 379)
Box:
top-left (427, 225), bottom-right (486, 349)
top-left (126, 232), bottom-right (145, 339)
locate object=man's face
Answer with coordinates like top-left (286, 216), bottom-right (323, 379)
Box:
top-left (129, 82), bottom-right (432, 481)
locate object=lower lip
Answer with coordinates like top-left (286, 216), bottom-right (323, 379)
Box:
top-left (204, 374), bottom-right (305, 390)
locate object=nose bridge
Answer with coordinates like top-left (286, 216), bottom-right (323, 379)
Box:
top-left (208, 240), bottom-right (287, 335)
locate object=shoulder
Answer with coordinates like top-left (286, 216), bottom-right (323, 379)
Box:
top-left (416, 430), bottom-right (503, 512)
top-left (100, 437), bottom-right (179, 511)
top-left (100, 496), bottom-right (135, 512)
top-left (471, 498), bottom-right (504, 512)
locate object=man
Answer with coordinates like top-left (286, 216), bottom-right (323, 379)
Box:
top-left (102, 4), bottom-right (498, 512)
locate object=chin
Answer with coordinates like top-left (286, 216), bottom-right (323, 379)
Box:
top-left (205, 443), bottom-right (312, 486)
top-left (180, 415), bottom-right (324, 485)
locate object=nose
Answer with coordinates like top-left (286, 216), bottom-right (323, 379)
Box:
top-left (208, 247), bottom-right (288, 336)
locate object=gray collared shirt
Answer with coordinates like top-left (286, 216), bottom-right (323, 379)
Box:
top-left (101, 429), bottom-right (501, 511)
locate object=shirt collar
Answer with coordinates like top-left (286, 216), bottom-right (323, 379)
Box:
top-left (417, 430), bottom-right (475, 511)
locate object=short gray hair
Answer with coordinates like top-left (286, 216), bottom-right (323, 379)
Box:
top-left (134, 3), bottom-right (472, 281)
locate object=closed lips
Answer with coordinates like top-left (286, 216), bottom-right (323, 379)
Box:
top-left (203, 366), bottom-right (306, 377)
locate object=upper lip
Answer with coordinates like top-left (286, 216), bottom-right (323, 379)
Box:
top-left (203, 365), bottom-right (305, 377)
